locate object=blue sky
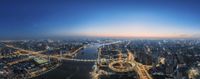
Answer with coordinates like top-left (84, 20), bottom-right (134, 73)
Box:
top-left (0, 0), bottom-right (200, 39)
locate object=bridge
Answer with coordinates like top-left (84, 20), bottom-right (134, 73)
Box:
top-left (61, 58), bottom-right (97, 62)
top-left (4, 44), bottom-right (88, 65)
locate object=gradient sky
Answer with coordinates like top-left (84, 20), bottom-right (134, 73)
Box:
top-left (0, 0), bottom-right (200, 39)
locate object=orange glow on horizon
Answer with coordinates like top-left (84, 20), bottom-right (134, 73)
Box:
top-left (79, 33), bottom-right (191, 38)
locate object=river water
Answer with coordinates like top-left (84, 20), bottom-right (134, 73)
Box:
top-left (33, 43), bottom-right (101, 79)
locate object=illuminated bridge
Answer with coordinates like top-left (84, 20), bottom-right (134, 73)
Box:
top-left (61, 58), bottom-right (97, 62)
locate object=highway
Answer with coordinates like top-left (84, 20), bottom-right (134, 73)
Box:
top-left (125, 41), bottom-right (153, 79)
top-left (127, 48), bottom-right (152, 79)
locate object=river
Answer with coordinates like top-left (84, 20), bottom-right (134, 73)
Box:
top-left (33, 43), bottom-right (101, 79)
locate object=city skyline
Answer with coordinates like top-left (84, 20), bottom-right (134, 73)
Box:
top-left (0, 0), bottom-right (200, 39)
top-left (1, 1), bottom-right (200, 78)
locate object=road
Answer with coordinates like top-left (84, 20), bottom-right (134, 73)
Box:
top-left (5, 44), bottom-right (85, 65)
top-left (122, 41), bottom-right (153, 79)
top-left (126, 46), bottom-right (152, 79)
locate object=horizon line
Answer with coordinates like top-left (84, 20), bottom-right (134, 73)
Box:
top-left (0, 35), bottom-right (200, 40)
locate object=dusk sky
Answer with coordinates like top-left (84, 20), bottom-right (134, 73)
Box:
top-left (0, 0), bottom-right (200, 39)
